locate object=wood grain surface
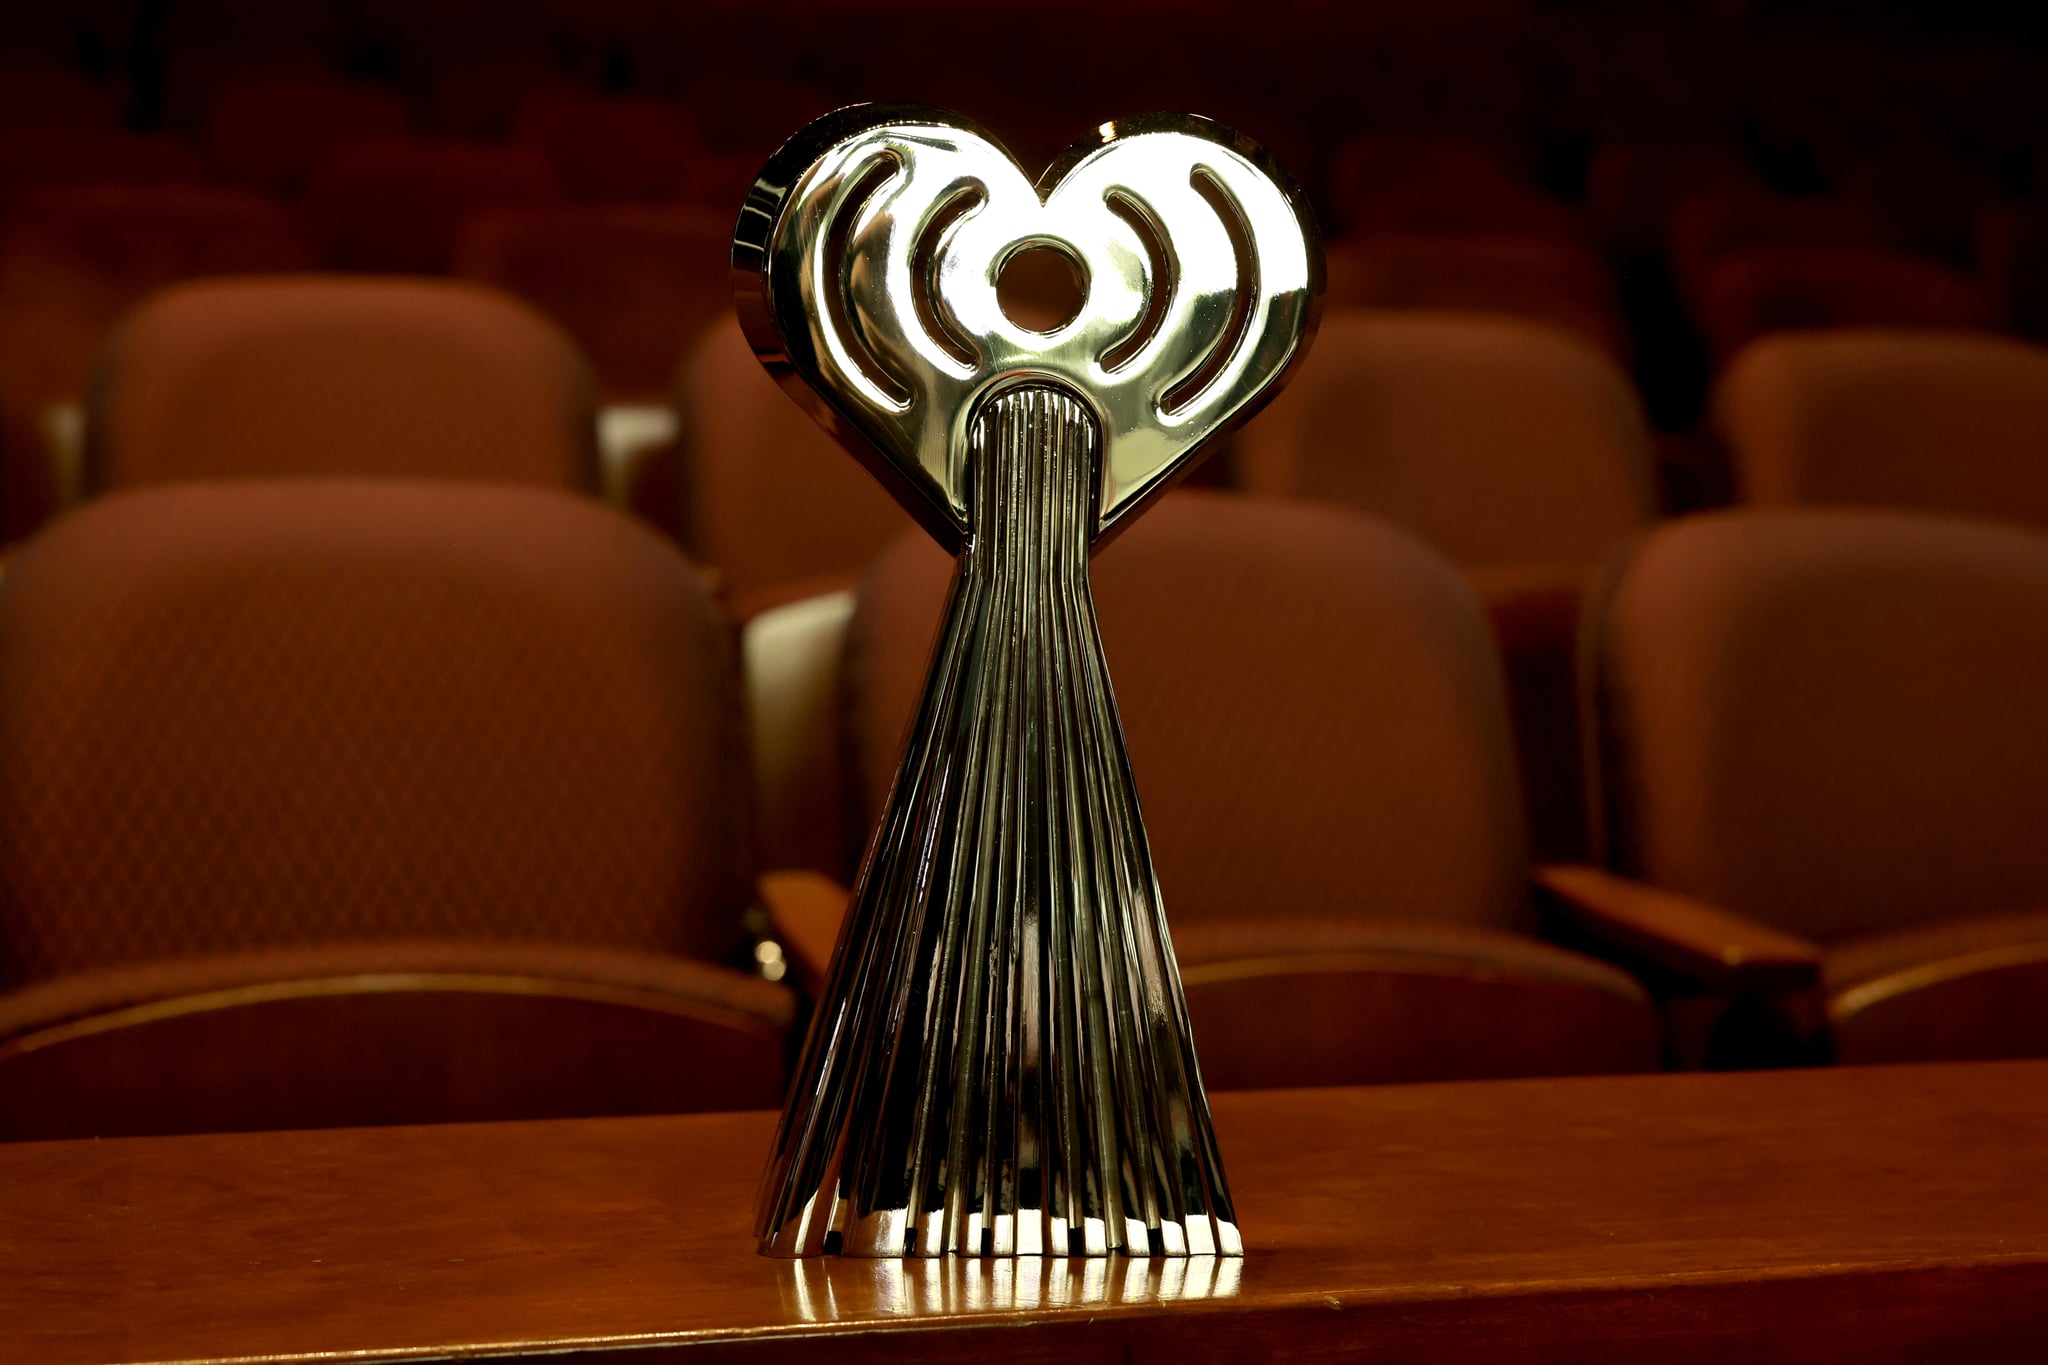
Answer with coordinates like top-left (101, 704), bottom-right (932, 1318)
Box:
top-left (7, 1061), bottom-right (2048, 1364)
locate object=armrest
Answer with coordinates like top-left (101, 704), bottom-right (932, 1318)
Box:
top-left (758, 870), bottom-right (851, 996)
top-left (1533, 864), bottom-right (1823, 994)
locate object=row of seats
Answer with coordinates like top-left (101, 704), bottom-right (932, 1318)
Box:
top-left (16, 271), bottom-right (2048, 547)
top-left (12, 280), bottom-right (2048, 858)
top-left (3, 476), bottom-right (2042, 1138)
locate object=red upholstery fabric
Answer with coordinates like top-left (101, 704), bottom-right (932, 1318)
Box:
top-left (1697, 249), bottom-right (2001, 365)
top-left (1714, 329), bottom-right (2048, 529)
top-left (1234, 311), bottom-right (1657, 575)
top-left (0, 188), bottom-right (318, 408)
top-left (307, 136), bottom-right (561, 272)
top-left (1323, 235), bottom-right (1630, 365)
top-left (848, 494), bottom-right (1534, 937)
top-left (0, 480), bottom-right (755, 986)
top-left (0, 939), bottom-right (794, 1138)
top-left (0, 129), bottom-right (204, 197)
top-left (87, 276), bottom-right (598, 489)
top-left (0, 64), bottom-right (125, 129)
top-left (1179, 918), bottom-right (1657, 1088)
top-left (675, 315), bottom-right (914, 609)
top-left (0, 187), bottom-right (320, 536)
top-left (1976, 208), bottom-right (2048, 342)
top-left (202, 76), bottom-right (412, 193)
top-left (1586, 509), bottom-right (2048, 946)
top-left (1585, 139), bottom-right (1756, 256)
top-left (509, 93), bottom-right (702, 203)
top-left (844, 493), bottom-right (1655, 1083)
top-left (455, 206), bottom-right (731, 398)
top-left (1667, 190), bottom-right (1892, 308)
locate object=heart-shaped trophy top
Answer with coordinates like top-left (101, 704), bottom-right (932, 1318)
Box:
top-left (733, 104), bottom-right (1323, 549)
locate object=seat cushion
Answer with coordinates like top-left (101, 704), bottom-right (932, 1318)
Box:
top-left (1177, 918), bottom-right (1659, 1089)
top-left (1828, 909), bottom-right (2048, 1064)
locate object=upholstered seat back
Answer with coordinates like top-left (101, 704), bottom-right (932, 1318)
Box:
top-left (0, 481), bottom-right (754, 987)
top-left (87, 276), bottom-right (599, 491)
top-left (1586, 509), bottom-right (2048, 943)
top-left (846, 492), bottom-right (1534, 937)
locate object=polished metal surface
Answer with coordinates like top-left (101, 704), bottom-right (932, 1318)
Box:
top-left (738, 105), bottom-right (1322, 1259)
top-left (735, 105), bottom-right (1322, 548)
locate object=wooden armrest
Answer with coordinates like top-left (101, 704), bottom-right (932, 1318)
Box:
top-left (758, 870), bottom-right (851, 996)
top-left (1534, 864), bottom-right (1822, 994)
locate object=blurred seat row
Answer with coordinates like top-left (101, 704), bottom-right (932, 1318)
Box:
top-left (0, 274), bottom-right (2045, 1139)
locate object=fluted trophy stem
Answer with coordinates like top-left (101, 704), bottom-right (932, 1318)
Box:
top-left (737, 103), bottom-right (1320, 1260)
top-left (755, 386), bottom-right (1238, 1258)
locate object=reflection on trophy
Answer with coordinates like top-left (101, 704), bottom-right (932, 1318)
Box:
top-left (737, 105), bottom-right (1323, 1258)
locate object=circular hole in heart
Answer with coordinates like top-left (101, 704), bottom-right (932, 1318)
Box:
top-left (996, 245), bottom-right (1086, 333)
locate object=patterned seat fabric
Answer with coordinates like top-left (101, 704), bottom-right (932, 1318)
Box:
top-left (87, 276), bottom-right (599, 491)
top-left (1585, 509), bottom-right (2048, 1062)
top-left (844, 492), bottom-right (1659, 1086)
top-left (0, 480), bottom-right (755, 987)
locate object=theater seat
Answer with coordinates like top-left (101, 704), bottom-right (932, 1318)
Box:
top-left (1695, 249), bottom-right (2001, 366)
top-left (201, 75), bottom-right (412, 193)
top-left (811, 493), bottom-right (1659, 1088)
top-left (1666, 190), bottom-right (1892, 311)
top-left (0, 481), bottom-right (790, 1138)
top-left (1233, 312), bottom-right (1660, 860)
top-left (1322, 236), bottom-right (1630, 366)
top-left (0, 187), bottom-right (321, 536)
top-left (1562, 509), bottom-right (2048, 1066)
top-left (86, 276), bottom-right (599, 491)
top-left (1233, 312), bottom-right (1657, 576)
top-left (509, 92), bottom-right (702, 203)
top-left (454, 206), bottom-right (732, 399)
top-left (1714, 330), bottom-right (2048, 530)
top-left (1976, 208), bottom-right (2048, 342)
top-left (0, 128), bottom-right (204, 197)
top-left (307, 137), bottom-right (561, 273)
top-left (674, 316), bottom-right (914, 615)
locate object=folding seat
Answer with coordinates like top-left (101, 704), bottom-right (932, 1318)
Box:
top-left (674, 316), bottom-right (914, 615)
top-left (1330, 169), bottom-right (1583, 249)
top-left (1977, 208), bottom-right (2048, 341)
top-left (423, 57), bottom-right (578, 139)
top-left (1560, 509), bottom-right (2048, 1066)
top-left (1234, 311), bottom-right (1657, 578)
top-left (454, 206), bottom-right (730, 398)
top-left (306, 137), bottom-right (562, 273)
top-left (0, 129), bottom-right (203, 199)
top-left (1322, 236), bottom-right (1631, 366)
top-left (0, 480), bottom-right (794, 1139)
top-left (1714, 330), bottom-right (2048, 530)
top-left (1694, 249), bottom-right (2001, 367)
top-left (784, 492), bottom-right (1660, 1088)
top-left (1584, 139), bottom-right (1757, 258)
top-left (509, 92), bottom-right (700, 203)
top-left (0, 187), bottom-right (319, 536)
top-left (1665, 189), bottom-right (1892, 312)
top-left (0, 64), bottom-right (125, 128)
top-left (1233, 310), bottom-right (1660, 862)
top-left (86, 277), bottom-right (598, 491)
top-left (201, 75), bottom-right (413, 194)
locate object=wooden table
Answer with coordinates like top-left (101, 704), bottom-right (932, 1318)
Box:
top-left (7, 1061), bottom-right (2048, 1364)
